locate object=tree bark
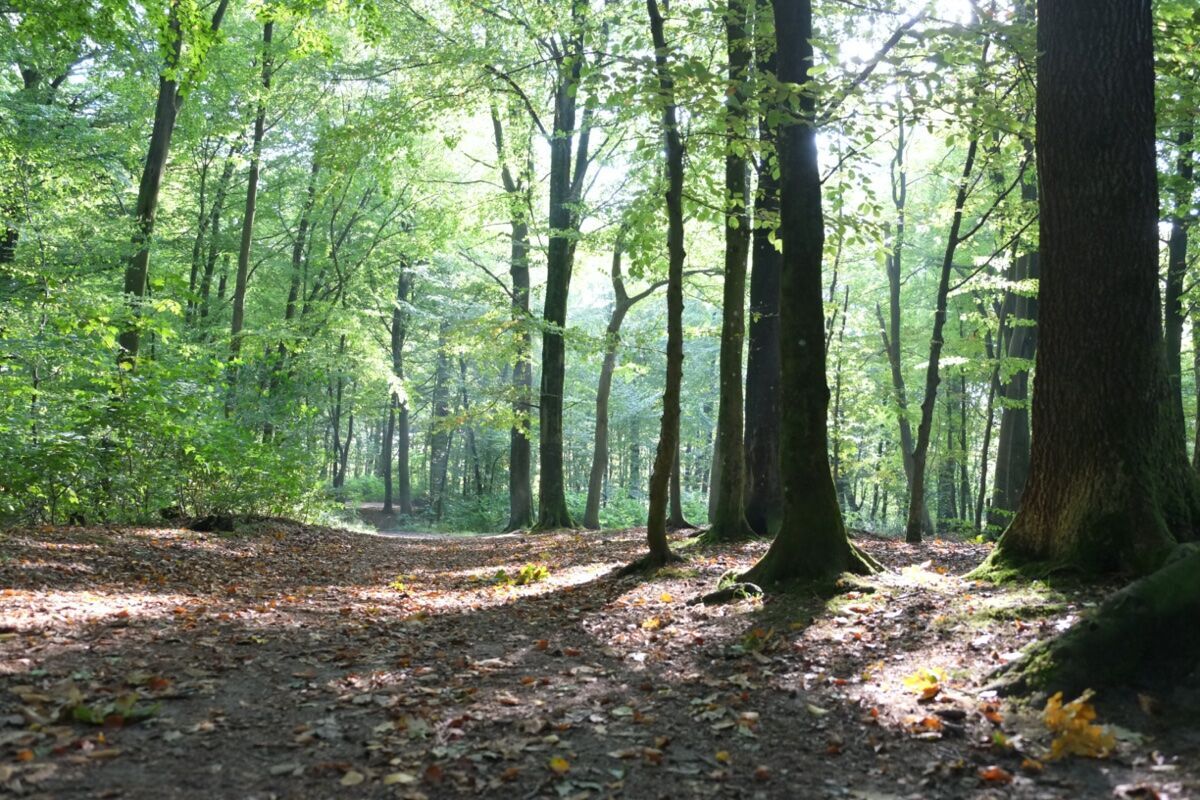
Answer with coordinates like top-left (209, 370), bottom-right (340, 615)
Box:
top-left (979, 0), bottom-right (1200, 577)
top-left (491, 107), bottom-right (535, 530)
top-left (534, 1), bottom-right (592, 531)
top-left (1164, 129), bottom-right (1194, 443)
top-left (228, 20), bottom-right (273, 392)
top-left (118, 0), bottom-right (229, 362)
top-left (989, 252), bottom-right (1038, 528)
top-left (740, 0), bottom-right (874, 586)
top-left (743, 0), bottom-right (782, 537)
top-left (641, 0), bottom-right (684, 567)
top-left (708, 0), bottom-right (755, 541)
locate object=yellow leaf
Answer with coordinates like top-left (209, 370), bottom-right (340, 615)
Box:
top-left (548, 756), bottom-right (570, 775)
top-left (659, 592), bottom-right (673, 603)
top-left (902, 667), bottom-right (945, 696)
top-left (642, 617), bottom-right (662, 631)
top-left (1042, 690), bottom-right (1116, 759)
top-left (715, 750), bottom-right (731, 763)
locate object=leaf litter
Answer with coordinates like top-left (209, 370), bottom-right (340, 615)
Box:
top-left (0, 523), bottom-right (1197, 798)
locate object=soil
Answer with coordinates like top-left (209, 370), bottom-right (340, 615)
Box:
top-left (1, 521), bottom-right (1197, 799)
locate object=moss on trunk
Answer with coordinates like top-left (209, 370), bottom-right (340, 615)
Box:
top-left (990, 545), bottom-right (1200, 698)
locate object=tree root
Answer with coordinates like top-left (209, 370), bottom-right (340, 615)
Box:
top-left (987, 544), bottom-right (1200, 698)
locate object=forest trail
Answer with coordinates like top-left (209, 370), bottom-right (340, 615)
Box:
top-left (1, 522), bottom-right (1196, 800)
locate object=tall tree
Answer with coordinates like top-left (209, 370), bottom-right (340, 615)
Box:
top-left (534, 0), bottom-right (595, 531)
top-left (708, 0), bottom-right (755, 542)
top-left (742, 0), bottom-right (781, 536)
top-left (118, 0), bottom-right (230, 362)
top-left (228, 19), bottom-right (275, 392)
top-left (637, 0), bottom-right (685, 568)
top-left (490, 105), bottom-right (535, 530)
top-left (740, 0), bottom-right (874, 585)
top-left (980, 0), bottom-right (1200, 576)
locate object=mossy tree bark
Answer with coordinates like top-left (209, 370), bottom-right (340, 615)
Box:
top-left (740, 0), bottom-right (874, 586)
top-left (981, 0), bottom-right (1200, 578)
top-left (708, 0), bottom-right (756, 543)
top-left (992, 545), bottom-right (1200, 697)
top-left (640, 0), bottom-right (684, 568)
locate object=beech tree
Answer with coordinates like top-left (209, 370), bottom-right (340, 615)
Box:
top-left (980, 0), bottom-right (1200, 577)
top-left (740, 0), bottom-right (874, 586)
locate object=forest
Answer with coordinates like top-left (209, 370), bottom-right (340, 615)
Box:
top-left (1, 0), bottom-right (1199, 797)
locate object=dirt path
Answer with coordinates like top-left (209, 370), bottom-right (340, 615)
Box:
top-left (1, 522), bottom-right (1196, 799)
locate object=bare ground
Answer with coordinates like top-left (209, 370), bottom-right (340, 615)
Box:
top-left (0, 522), bottom-right (1197, 800)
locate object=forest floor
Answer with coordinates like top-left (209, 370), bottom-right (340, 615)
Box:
top-left (1, 522), bottom-right (1198, 800)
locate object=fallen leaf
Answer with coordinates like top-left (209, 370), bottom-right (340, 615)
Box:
top-left (548, 756), bottom-right (570, 775)
top-left (978, 765), bottom-right (1013, 784)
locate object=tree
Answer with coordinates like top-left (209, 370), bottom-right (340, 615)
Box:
top-left (637, 0), bottom-right (686, 568)
top-left (742, 6), bottom-right (781, 537)
top-left (707, 0), bottom-right (755, 542)
top-left (118, 0), bottom-right (230, 363)
top-left (979, 0), bottom-right (1200, 577)
top-left (740, 0), bottom-right (874, 586)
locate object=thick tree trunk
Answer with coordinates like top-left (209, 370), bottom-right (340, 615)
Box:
top-left (641, 0), bottom-right (684, 567)
top-left (709, 0), bottom-right (755, 541)
top-left (740, 0), bottom-right (874, 586)
top-left (980, 0), bottom-right (1200, 577)
top-left (534, 5), bottom-right (591, 531)
top-left (743, 2), bottom-right (782, 537)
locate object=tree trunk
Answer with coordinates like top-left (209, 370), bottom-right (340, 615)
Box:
top-left (583, 238), bottom-right (638, 529)
top-left (904, 129), bottom-right (981, 543)
top-left (876, 101), bottom-right (933, 538)
top-left (459, 358), bottom-right (484, 496)
top-left (199, 155), bottom-right (236, 320)
top-left (1165, 129), bottom-right (1194, 443)
top-left (709, 0), bottom-right (755, 541)
top-left (666, 439), bottom-right (693, 530)
top-left (227, 20), bottom-right (273, 393)
top-left (989, 253), bottom-right (1038, 528)
top-left (740, 0), bottom-right (874, 586)
top-left (118, 0), bottom-right (229, 362)
top-left (491, 107), bottom-right (535, 530)
top-left (534, 3), bottom-right (591, 531)
top-left (979, 0), bottom-right (1200, 577)
top-left (641, 0), bottom-right (684, 567)
top-left (430, 321), bottom-right (452, 521)
top-left (991, 544), bottom-right (1200, 697)
top-left (743, 0), bottom-right (782, 537)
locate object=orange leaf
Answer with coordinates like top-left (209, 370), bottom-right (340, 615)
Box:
top-left (979, 766), bottom-right (1013, 784)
